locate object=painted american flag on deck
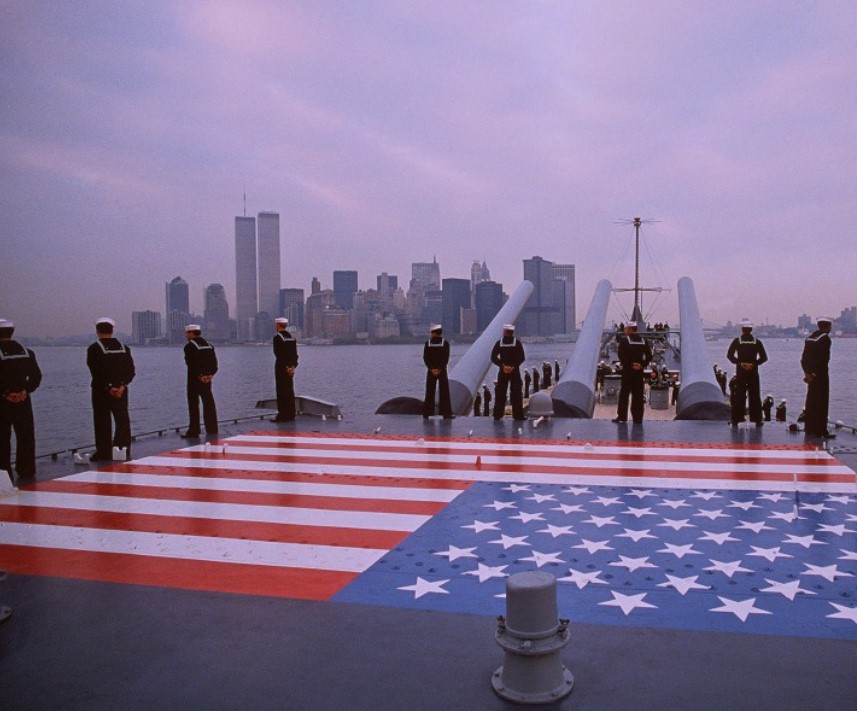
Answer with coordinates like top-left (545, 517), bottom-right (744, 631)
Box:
top-left (1, 432), bottom-right (855, 640)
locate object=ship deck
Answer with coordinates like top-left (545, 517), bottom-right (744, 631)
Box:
top-left (2, 414), bottom-right (856, 710)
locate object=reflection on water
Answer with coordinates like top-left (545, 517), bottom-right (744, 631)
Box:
top-left (24, 339), bottom-right (857, 455)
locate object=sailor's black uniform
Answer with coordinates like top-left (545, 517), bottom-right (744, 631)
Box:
top-left (616, 334), bottom-right (653, 423)
top-left (491, 336), bottom-right (526, 420)
top-left (801, 328), bottom-right (832, 436)
top-left (726, 334), bottom-right (768, 425)
top-left (422, 334), bottom-right (452, 418)
top-left (542, 362), bottom-right (552, 389)
top-left (184, 336), bottom-right (218, 436)
top-left (482, 384), bottom-right (491, 417)
top-left (762, 395), bottom-right (774, 422)
top-left (87, 337), bottom-right (135, 460)
top-left (273, 329), bottom-right (299, 421)
top-left (0, 340), bottom-right (42, 482)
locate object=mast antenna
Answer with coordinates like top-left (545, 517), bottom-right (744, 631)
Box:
top-left (613, 216), bottom-right (661, 321)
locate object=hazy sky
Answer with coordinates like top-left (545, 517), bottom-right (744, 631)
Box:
top-left (2, 1), bottom-right (856, 337)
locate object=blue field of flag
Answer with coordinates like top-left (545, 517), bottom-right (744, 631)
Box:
top-left (334, 481), bottom-right (857, 640)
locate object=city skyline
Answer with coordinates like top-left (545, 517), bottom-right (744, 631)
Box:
top-left (3, 4), bottom-right (856, 336)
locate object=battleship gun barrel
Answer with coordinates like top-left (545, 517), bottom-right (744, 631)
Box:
top-left (447, 280), bottom-right (535, 415)
top-left (675, 276), bottom-right (730, 420)
top-left (552, 279), bottom-right (612, 417)
top-left (375, 280), bottom-right (534, 415)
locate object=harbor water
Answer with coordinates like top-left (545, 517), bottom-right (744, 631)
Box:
top-left (22, 338), bottom-right (857, 457)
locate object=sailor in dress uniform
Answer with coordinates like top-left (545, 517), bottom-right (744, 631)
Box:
top-left (0, 319), bottom-right (42, 484)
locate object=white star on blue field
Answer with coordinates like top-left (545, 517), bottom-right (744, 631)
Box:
top-left (334, 483), bottom-right (857, 640)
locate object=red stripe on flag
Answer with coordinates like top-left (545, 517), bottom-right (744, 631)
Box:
top-left (224, 438), bottom-right (841, 467)
top-left (0, 506), bottom-right (409, 550)
top-left (104, 462), bottom-right (474, 490)
top-left (0, 544), bottom-right (354, 600)
top-left (32, 480), bottom-right (449, 515)
top-left (238, 430), bottom-right (826, 451)
top-left (155, 451), bottom-right (855, 484)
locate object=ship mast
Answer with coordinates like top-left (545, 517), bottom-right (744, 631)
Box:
top-left (633, 216), bottom-right (642, 318)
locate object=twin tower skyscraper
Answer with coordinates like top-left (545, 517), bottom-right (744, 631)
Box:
top-left (235, 211), bottom-right (281, 342)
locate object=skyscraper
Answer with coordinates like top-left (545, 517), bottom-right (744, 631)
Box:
top-left (441, 278), bottom-right (471, 335)
top-left (166, 276), bottom-right (189, 313)
top-left (235, 215), bottom-right (257, 341)
top-left (412, 258), bottom-right (441, 291)
top-left (165, 276), bottom-right (190, 343)
top-left (474, 281), bottom-right (504, 332)
top-left (257, 211), bottom-right (281, 318)
top-left (551, 263), bottom-right (576, 334)
top-left (333, 270), bottom-right (358, 311)
top-left (376, 272), bottom-right (398, 298)
top-left (204, 284), bottom-right (230, 342)
top-left (521, 256), bottom-right (560, 337)
top-left (279, 288), bottom-right (305, 331)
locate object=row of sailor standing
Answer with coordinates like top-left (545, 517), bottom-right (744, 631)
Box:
top-left (423, 323), bottom-right (530, 421)
top-left (721, 316), bottom-right (835, 438)
top-left (0, 315), bottom-right (301, 487)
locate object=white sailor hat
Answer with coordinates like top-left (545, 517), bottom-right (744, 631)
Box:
top-left (780, 398), bottom-right (787, 403)
top-left (275, 317), bottom-right (289, 325)
top-left (95, 317), bottom-right (115, 327)
top-left (502, 324), bottom-right (515, 330)
top-left (0, 319), bottom-right (14, 329)
top-left (740, 319), bottom-right (753, 328)
top-left (626, 320), bottom-right (638, 328)
top-left (430, 324), bottom-right (442, 332)
top-left (816, 316), bottom-right (833, 323)
top-left (185, 324), bottom-right (201, 332)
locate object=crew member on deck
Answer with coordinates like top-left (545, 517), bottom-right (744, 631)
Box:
top-left (762, 394), bottom-right (774, 422)
top-left (612, 321), bottom-right (652, 424)
top-left (0, 319), bottom-right (42, 485)
top-left (491, 325), bottom-right (526, 421)
top-left (482, 383), bottom-right (491, 417)
top-left (532, 366), bottom-right (540, 393)
top-left (473, 389), bottom-right (482, 416)
top-left (182, 324), bottom-right (218, 438)
top-left (801, 316), bottom-right (834, 439)
top-left (87, 318), bottom-right (135, 461)
top-left (422, 325), bottom-right (453, 419)
top-left (273, 317), bottom-right (299, 422)
top-left (726, 319), bottom-right (768, 427)
top-left (775, 399), bottom-right (787, 422)
top-left (542, 361), bottom-right (552, 389)
top-left (523, 369), bottom-right (531, 399)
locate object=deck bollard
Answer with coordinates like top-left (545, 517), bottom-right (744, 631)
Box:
top-left (492, 571), bottom-right (574, 704)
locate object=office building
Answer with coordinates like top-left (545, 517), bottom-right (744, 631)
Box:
top-left (474, 281), bottom-right (504, 332)
top-left (470, 260), bottom-right (490, 306)
top-left (441, 278), bottom-right (471, 335)
top-left (376, 273), bottom-right (397, 296)
top-left (305, 289), bottom-right (336, 338)
top-left (412, 258), bottom-right (441, 291)
top-left (521, 256), bottom-right (561, 337)
top-left (333, 270), bottom-right (358, 311)
top-left (279, 288), bottom-right (305, 332)
top-left (165, 276), bottom-right (190, 343)
top-left (131, 310), bottom-right (162, 344)
top-left (551, 263), bottom-right (576, 333)
top-left (204, 284), bottom-right (230, 342)
top-left (257, 211), bottom-right (281, 318)
top-left (235, 215), bottom-right (257, 341)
